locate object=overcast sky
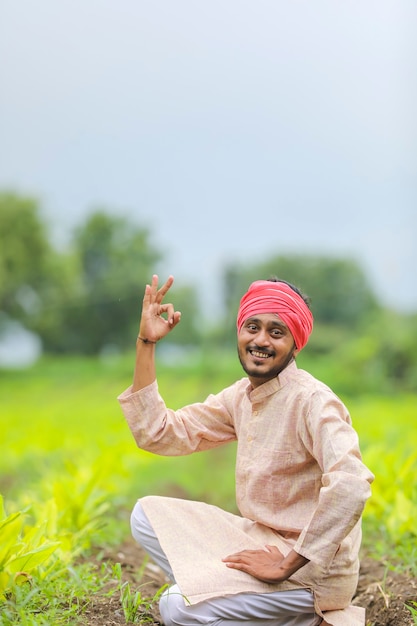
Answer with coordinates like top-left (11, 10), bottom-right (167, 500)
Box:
top-left (1, 0), bottom-right (416, 315)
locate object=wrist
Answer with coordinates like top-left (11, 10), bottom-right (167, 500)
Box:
top-left (136, 335), bottom-right (157, 345)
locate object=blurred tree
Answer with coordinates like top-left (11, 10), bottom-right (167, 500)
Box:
top-left (307, 309), bottom-right (417, 395)
top-left (216, 254), bottom-right (417, 393)
top-left (47, 210), bottom-right (199, 354)
top-left (357, 309), bottom-right (417, 392)
top-left (31, 249), bottom-right (87, 353)
top-left (0, 196), bottom-right (201, 355)
top-left (220, 254), bottom-right (380, 344)
top-left (54, 210), bottom-right (163, 354)
top-left (0, 192), bottom-right (53, 324)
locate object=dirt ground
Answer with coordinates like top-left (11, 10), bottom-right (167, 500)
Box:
top-left (81, 539), bottom-right (417, 626)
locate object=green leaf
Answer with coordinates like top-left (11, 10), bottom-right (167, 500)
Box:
top-left (7, 542), bottom-right (60, 574)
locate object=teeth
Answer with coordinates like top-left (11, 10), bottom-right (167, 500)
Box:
top-left (251, 350), bottom-right (270, 359)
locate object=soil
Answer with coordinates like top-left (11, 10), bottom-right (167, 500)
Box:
top-left (82, 538), bottom-right (417, 626)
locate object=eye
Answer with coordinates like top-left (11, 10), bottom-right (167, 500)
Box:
top-left (271, 328), bottom-right (284, 337)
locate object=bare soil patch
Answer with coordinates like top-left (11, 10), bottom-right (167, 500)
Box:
top-left (82, 539), bottom-right (417, 625)
top-left (355, 556), bottom-right (417, 625)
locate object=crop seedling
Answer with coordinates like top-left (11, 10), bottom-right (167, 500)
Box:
top-left (0, 495), bottom-right (60, 599)
top-left (406, 601), bottom-right (417, 624)
top-left (109, 562), bottom-right (169, 623)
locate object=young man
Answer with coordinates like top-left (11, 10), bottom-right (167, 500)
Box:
top-left (118, 274), bottom-right (374, 626)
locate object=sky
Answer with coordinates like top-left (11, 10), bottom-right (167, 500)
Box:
top-left (1, 0), bottom-right (416, 316)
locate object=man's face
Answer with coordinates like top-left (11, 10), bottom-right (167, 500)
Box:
top-left (237, 313), bottom-right (297, 388)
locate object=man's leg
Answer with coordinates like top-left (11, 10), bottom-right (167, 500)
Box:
top-left (131, 500), bottom-right (320, 626)
top-left (130, 499), bottom-right (174, 580)
top-left (159, 584), bottom-right (321, 626)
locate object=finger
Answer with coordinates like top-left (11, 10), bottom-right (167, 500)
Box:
top-left (142, 284), bottom-right (155, 313)
top-left (164, 303), bottom-right (176, 324)
top-left (222, 553), bottom-right (242, 561)
top-left (166, 309), bottom-right (182, 327)
top-left (157, 303), bottom-right (179, 323)
top-left (172, 311), bottom-right (182, 327)
top-left (224, 562), bottom-right (248, 571)
top-left (222, 552), bottom-right (250, 563)
top-left (222, 555), bottom-right (241, 563)
top-left (156, 275), bottom-right (174, 301)
top-left (222, 550), bottom-right (256, 561)
top-left (265, 544), bottom-right (283, 556)
top-left (149, 274), bottom-right (160, 295)
top-left (142, 275), bottom-right (158, 304)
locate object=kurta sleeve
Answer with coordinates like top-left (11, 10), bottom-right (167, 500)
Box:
top-left (118, 381), bottom-right (237, 456)
top-left (293, 391), bottom-right (374, 568)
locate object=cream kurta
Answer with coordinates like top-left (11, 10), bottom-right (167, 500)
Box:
top-left (118, 360), bottom-right (374, 625)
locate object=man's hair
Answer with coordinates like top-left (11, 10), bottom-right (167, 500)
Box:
top-left (266, 276), bottom-right (311, 309)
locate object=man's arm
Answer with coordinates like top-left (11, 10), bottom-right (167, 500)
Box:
top-left (132, 274), bottom-right (181, 392)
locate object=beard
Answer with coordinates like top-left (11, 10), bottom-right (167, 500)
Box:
top-left (237, 345), bottom-right (296, 381)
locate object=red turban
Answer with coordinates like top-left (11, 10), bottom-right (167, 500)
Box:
top-left (236, 281), bottom-right (313, 351)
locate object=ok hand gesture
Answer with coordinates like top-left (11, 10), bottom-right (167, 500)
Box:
top-left (138, 274), bottom-right (181, 344)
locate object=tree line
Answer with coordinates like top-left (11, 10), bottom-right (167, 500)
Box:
top-left (1, 191), bottom-right (416, 392)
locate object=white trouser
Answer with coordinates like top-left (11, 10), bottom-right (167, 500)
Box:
top-left (131, 500), bottom-right (321, 626)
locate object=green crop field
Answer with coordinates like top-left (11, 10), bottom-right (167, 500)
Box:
top-left (1, 352), bottom-right (416, 624)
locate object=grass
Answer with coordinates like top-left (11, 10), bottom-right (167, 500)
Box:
top-left (110, 562), bottom-right (169, 623)
top-left (1, 350), bottom-right (416, 622)
top-left (406, 601), bottom-right (417, 624)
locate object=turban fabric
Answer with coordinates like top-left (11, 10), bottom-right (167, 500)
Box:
top-left (237, 281), bottom-right (313, 351)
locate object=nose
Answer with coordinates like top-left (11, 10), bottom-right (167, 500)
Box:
top-left (254, 328), bottom-right (271, 346)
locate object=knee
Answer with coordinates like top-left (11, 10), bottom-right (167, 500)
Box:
top-left (159, 584), bottom-right (189, 626)
top-left (130, 498), bottom-right (152, 545)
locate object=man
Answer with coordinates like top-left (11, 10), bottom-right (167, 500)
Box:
top-left (118, 274), bottom-right (374, 626)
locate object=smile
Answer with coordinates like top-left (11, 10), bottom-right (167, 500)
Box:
top-left (249, 350), bottom-right (272, 359)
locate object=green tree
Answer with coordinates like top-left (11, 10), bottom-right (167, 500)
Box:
top-left (30, 250), bottom-right (86, 353)
top-left (353, 309), bottom-right (417, 393)
top-left (0, 196), bottom-right (201, 355)
top-left (222, 254), bottom-right (379, 337)
top-left (51, 210), bottom-right (163, 354)
top-left (218, 253), bottom-right (417, 393)
top-left (0, 192), bottom-right (53, 325)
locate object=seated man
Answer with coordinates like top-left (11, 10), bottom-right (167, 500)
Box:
top-left (118, 274), bottom-right (374, 626)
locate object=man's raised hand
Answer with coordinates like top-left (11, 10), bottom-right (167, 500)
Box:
top-left (138, 274), bottom-right (181, 344)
